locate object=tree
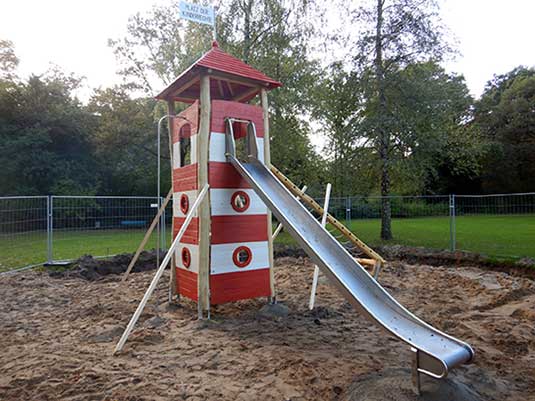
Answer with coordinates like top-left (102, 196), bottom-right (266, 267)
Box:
top-left (350, 0), bottom-right (453, 239)
top-left (87, 87), bottom-right (163, 195)
top-left (382, 62), bottom-right (481, 195)
top-left (0, 39), bottom-right (19, 82)
top-left (0, 70), bottom-right (98, 195)
top-left (313, 59), bottom-right (480, 198)
top-left (475, 66), bottom-right (535, 193)
top-left (310, 63), bottom-right (375, 196)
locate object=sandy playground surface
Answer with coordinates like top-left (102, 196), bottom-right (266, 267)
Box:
top-left (0, 257), bottom-right (534, 400)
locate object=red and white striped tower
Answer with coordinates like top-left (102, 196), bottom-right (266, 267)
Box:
top-left (156, 42), bottom-right (282, 316)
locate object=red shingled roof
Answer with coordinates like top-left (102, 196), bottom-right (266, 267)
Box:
top-left (197, 42), bottom-right (282, 86)
top-left (156, 42), bottom-right (282, 102)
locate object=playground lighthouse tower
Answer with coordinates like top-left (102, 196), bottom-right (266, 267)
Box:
top-left (156, 42), bottom-right (282, 317)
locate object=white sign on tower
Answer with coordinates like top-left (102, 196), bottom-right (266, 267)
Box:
top-left (179, 1), bottom-right (215, 26)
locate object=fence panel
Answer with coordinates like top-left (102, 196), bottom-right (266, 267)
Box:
top-left (50, 196), bottom-right (163, 262)
top-left (341, 195), bottom-right (451, 251)
top-left (455, 193), bottom-right (535, 259)
top-left (0, 196), bottom-right (48, 271)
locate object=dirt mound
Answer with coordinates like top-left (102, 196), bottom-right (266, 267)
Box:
top-left (273, 244), bottom-right (308, 259)
top-left (376, 244), bottom-right (535, 276)
top-left (47, 250), bottom-right (163, 280)
top-left (276, 242), bottom-right (535, 280)
top-left (345, 369), bottom-right (482, 401)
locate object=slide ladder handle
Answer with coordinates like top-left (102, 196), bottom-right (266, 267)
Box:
top-left (224, 117), bottom-right (260, 162)
top-left (270, 165), bottom-right (385, 264)
top-left (122, 188), bottom-right (174, 282)
top-left (113, 184), bottom-right (210, 354)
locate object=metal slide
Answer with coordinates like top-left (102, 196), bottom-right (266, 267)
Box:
top-left (228, 152), bottom-right (474, 382)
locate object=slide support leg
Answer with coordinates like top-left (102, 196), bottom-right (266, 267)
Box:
top-left (411, 347), bottom-right (421, 396)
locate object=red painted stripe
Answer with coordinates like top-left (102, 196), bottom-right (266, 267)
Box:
top-left (209, 162), bottom-right (251, 189)
top-left (176, 268), bottom-right (198, 301)
top-left (210, 268), bottom-right (270, 305)
top-left (173, 101), bottom-right (199, 143)
top-left (211, 215), bottom-right (268, 244)
top-left (173, 164), bottom-right (198, 191)
top-left (173, 217), bottom-right (199, 244)
top-left (211, 100), bottom-right (264, 137)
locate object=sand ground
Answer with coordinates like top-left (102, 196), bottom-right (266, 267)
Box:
top-left (0, 257), bottom-right (534, 400)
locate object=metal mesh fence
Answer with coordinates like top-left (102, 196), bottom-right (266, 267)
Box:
top-left (50, 196), bottom-right (165, 263)
top-left (0, 196), bottom-right (48, 271)
top-left (314, 193), bottom-right (534, 260)
top-left (0, 196), bottom-right (166, 272)
top-left (454, 193), bottom-right (535, 259)
top-left (312, 195), bottom-right (452, 252)
top-left (1, 192), bottom-right (534, 272)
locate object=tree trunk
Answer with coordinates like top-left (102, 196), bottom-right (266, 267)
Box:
top-left (379, 140), bottom-right (392, 239)
top-left (242, 0), bottom-right (254, 63)
top-left (374, 0), bottom-right (393, 240)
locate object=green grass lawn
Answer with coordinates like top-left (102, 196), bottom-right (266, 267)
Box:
top-left (275, 214), bottom-right (535, 260)
top-left (1, 214), bottom-right (534, 272)
top-left (0, 229), bottom-right (160, 272)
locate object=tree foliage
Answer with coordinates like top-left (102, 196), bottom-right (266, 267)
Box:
top-left (0, 71), bottom-right (98, 195)
top-left (475, 66), bottom-right (535, 193)
top-left (0, 39), bottom-right (19, 82)
top-left (87, 87), bottom-right (163, 195)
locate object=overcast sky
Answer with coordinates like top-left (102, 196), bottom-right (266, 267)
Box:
top-left (1, 0), bottom-right (534, 101)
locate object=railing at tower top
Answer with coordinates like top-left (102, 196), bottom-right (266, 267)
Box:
top-left (224, 118), bottom-right (261, 163)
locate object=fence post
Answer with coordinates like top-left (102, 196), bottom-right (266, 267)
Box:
top-left (449, 194), bottom-right (456, 252)
top-left (47, 195), bottom-right (53, 263)
top-left (161, 196), bottom-right (166, 252)
top-left (346, 196), bottom-right (351, 224)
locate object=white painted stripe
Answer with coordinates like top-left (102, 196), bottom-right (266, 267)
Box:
top-left (190, 135), bottom-right (198, 164)
top-left (173, 190), bottom-right (199, 218)
top-left (209, 132), bottom-right (264, 162)
top-left (173, 142), bottom-right (181, 169)
top-left (209, 132), bottom-right (226, 162)
top-left (210, 188), bottom-right (267, 216)
top-left (173, 135), bottom-right (198, 166)
top-left (175, 244), bottom-right (199, 273)
top-left (210, 241), bottom-right (269, 275)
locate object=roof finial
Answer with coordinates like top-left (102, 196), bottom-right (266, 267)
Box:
top-left (212, 40), bottom-right (219, 48)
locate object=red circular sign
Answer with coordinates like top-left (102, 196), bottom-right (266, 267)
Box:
top-left (180, 193), bottom-right (189, 214)
top-left (230, 191), bottom-right (250, 213)
top-left (232, 246), bottom-right (252, 268)
top-left (181, 247), bottom-right (191, 268)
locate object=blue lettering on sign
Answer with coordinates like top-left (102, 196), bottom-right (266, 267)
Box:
top-left (179, 1), bottom-right (215, 26)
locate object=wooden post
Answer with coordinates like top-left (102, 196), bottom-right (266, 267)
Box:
top-left (122, 188), bottom-right (173, 282)
top-left (167, 100), bottom-right (178, 300)
top-left (114, 185), bottom-right (209, 354)
top-left (197, 74), bottom-right (211, 318)
top-left (261, 88), bottom-right (276, 301)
